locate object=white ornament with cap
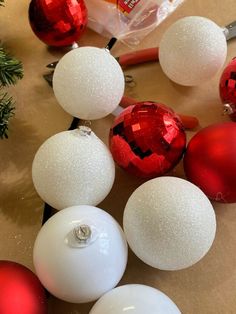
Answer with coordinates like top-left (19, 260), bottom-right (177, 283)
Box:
top-left (32, 127), bottom-right (115, 210)
top-left (33, 205), bottom-right (128, 303)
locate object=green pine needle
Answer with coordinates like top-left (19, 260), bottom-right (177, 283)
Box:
top-left (0, 1), bottom-right (21, 139)
top-left (0, 92), bottom-right (15, 139)
top-left (0, 47), bottom-right (23, 86)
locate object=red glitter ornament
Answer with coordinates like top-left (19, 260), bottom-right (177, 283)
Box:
top-left (109, 102), bottom-right (186, 179)
top-left (29, 0), bottom-right (88, 47)
top-left (0, 261), bottom-right (47, 314)
top-left (219, 57), bottom-right (236, 121)
top-left (184, 122), bottom-right (236, 203)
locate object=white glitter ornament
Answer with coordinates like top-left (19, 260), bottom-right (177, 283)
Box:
top-left (33, 205), bottom-right (128, 303)
top-left (32, 127), bottom-right (115, 210)
top-left (89, 284), bottom-right (181, 314)
top-left (123, 177), bottom-right (216, 271)
top-left (159, 16), bottom-right (227, 86)
top-left (53, 46), bottom-right (125, 120)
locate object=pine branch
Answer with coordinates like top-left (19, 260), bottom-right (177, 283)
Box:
top-left (0, 47), bottom-right (23, 86)
top-left (0, 92), bottom-right (15, 139)
top-left (0, 1), bottom-right (21, 139)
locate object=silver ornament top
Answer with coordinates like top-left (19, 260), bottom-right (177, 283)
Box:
top-left (78, 125), bottom-right (92, 136)
top-left (74, 225), bottom-right (92, 243)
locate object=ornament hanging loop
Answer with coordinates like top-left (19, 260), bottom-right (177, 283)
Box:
top-left (125, 74), bottom-right (136, 87)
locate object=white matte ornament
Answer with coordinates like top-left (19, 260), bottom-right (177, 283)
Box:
top-left (53, 46), bottom-right (125, 120)
top-left (33, 205), bottom-right (128, 303)
top-left (32, 128), bottom-right (115, 210)
top-left (123, 177), bottom-right (216, 270)
top-left (159, 16), bottom-right (227, 86)
top-left (89, 284), bottom-right (181, 314)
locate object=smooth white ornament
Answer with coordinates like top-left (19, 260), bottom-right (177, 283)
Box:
top-left (123, 176), bottom-right (216, 270)
top-left (89, 284), bottom-right (181, 314)
top-left (32, 127), bottom-right (115, 210)
top-left (33, 205), bottom-right (128, 303)
top-left (53, 46), bottom-right (125, 120)
top-left (159, 16), bottom-right (227, 86)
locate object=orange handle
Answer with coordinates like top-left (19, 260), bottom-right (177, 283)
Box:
top-left (118, 47), bottom-right (159, 68)
top-left (120, 96), bottom-right (199, 130)
top-left (177, 114), bottom-right (199, 130)
top-left (120, 96), bottom-right (138, 107)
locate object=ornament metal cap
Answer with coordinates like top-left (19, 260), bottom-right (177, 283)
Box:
top-left (223, 21), bottom-right (236, 41)
top-left (65, 223), bottom-right (99, 248)
top-left (74, 225), bottom-right (92, 243)
top-left (78, 125), bottom-right (92, 136)
top-left (223, 103), bottom-right (235, 115)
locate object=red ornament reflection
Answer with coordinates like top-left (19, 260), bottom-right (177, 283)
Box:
top-left (109, 102), bottom-right (186, 179)
top-left (184, 122), bottom-right (236, 203)
top-left (219, 57), bottom-right (236, 121)
top-left (29, 0), bottom-right (88, 47)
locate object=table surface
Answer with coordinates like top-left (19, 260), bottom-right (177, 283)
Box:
top-left (1, 1), bottom-right (236, 313)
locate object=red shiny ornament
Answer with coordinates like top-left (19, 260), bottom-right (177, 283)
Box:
top-left (184, 122), bottom-right (236, 203)
top-left (219, 58), bottom-right (236, 121)
top-left (29, 0), bottom-right (87, 47)
top-left (0, 261), bottom-right (47, 314)
top-left (109, 102), bottom-right (186, 179)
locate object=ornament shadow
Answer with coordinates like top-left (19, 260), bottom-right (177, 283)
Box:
top-left (99, 166), bottom-right (146, 224)
top-left (170, 80), bottom-right (196, 96)
top-left (47, 296), bottom-right (95, 314)
top-left (0, 117), bottom-right (44, 226)
top-left (46, 28), bottom-right (109, 60)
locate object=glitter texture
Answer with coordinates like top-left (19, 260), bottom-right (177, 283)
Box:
top-left (53, 47), bottom-right (125, 120)
top-left (109, 102), bottom-right (186, 179)
top-left (123, 177), bottom-right (216, 271)
top-left (32, 129), bottom-right (115, 210)
top-left (33, 205), bottom-right (128, 303)
top-left (159, 16), bottom-right (227, 86)
top-left (29, 0), bottom-right (88, 47)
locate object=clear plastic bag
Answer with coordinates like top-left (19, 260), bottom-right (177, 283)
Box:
top-left (84, 0), bottom-right (184, 46)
